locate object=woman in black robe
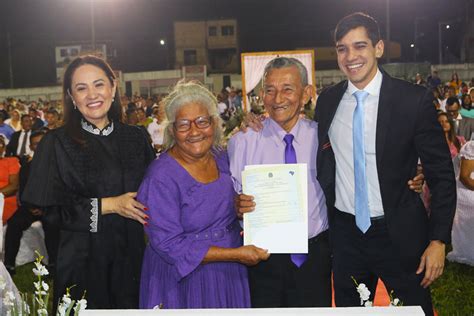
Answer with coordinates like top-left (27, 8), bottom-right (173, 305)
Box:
top-left (23, 55), bottom-right (155, 309)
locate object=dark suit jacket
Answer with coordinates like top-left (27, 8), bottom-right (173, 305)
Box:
top-left (315, 69), bottom-right (456, 271)
top-left (6, 130), bottom-right (21, 157)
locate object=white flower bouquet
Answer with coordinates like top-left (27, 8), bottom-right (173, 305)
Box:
top-left (351, 276), bottom-right (403, 307)
top-left (1, 251), bottom-right (87, 316)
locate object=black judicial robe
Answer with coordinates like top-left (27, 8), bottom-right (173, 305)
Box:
top-left (23, 120), bottom-right (155, 309)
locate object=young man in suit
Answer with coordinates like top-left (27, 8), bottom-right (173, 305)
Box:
top-left (6, 114), bottom-right (33, 158)
top-left (315, 12), bottom-right (456, 315)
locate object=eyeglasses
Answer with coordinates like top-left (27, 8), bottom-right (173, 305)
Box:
top-left (173, 116), bottom-right (212, 132)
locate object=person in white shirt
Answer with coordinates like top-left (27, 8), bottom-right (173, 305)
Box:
top-left (147, 103), bottom-right (166, 153)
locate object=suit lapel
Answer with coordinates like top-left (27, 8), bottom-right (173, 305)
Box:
top-left (376, 72), bottom-right (394, 166)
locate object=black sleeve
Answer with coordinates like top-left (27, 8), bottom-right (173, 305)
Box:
top-left (22, 132), bottom-right (103, 233)
top-left (5, 133), bottom-right (17, 157)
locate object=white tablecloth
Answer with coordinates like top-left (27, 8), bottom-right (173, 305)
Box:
top-left (82, 306), bottom-right (424, 315)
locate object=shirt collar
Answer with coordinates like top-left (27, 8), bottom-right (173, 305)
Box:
top-left (81, 119), bottom-right (114, 136)
top-left (266, 117), bottom-right (303, 146)
top-left (347, 68), bottom-right (383, 97)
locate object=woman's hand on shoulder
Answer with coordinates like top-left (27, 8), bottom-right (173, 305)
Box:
top-left (102, 192), bottom-right (149, 225)
top-left (235, 245), bottom-right (270, 266)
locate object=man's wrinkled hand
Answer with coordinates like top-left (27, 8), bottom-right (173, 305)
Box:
top-left (240, 112), bottom-right (264, 133)
top-left (408, 173), bottom-right (425, 193)
top-left (234, 194), bottom-right (255, 219)
top-left (416, 240), bottom-right (446, 288)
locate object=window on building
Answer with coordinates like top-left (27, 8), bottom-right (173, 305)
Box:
top-left (221, 25), bottom-right (234, 36)
top-left (208, 48), bottom-right (237, 71)
top-left (60, 48), bottom-right (68, 57)
top-left (184, 50), bottom-right (197, 65)
top-left (208, 26), bottom-right (217, 36)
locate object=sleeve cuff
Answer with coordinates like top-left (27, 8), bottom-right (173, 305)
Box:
top-left (90, 198), bottom-right (100, 233)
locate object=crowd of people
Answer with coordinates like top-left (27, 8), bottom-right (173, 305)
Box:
top-left (413, 69), bottom-right (474, 269)
top-left (0, 10), bottom-right (472, 315)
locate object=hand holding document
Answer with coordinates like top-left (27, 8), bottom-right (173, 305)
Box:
top-left (242, 164), bottom-right (308, 253)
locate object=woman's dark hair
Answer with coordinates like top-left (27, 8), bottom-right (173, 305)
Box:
top-left (438, 112), bottom-right (461, 153)
top-left (334, 12), bottom-right (381, 45)
top-left (62, 55), bottom-right (122, 144)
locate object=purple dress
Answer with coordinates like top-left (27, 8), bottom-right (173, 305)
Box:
top-left (138, 151), bottom-right (250, 309)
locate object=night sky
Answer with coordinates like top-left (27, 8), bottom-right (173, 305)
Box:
top-left (0, 0), bottom-right (467, 88)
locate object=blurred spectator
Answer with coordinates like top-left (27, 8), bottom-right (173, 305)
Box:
top-left (147, 103), bottom-right (165, 153)
top-left (28, 108), bottom-right (44, 131)
top-left (4, 129), bottom-right (59, 275)
top-left (449, 73), bottom-right (463, 95)
top-left (447, 85), bottom-right (457, 98)
top-left (127, 102), bottom-right (137, 111)
top-left (227, 87), bottom-right (242, 111)
top-left (415, 73), bottom-right (426, 86)
top-left (137, 107), bottom-right (153, 128)
top-left (0, 111), bottom-right (15, 141)
top-left (217, 93), bottom-right (230, 121)
top-left (144, 97), bottom-right (154, 117)
top-left (460, 82), bottom-right (469, 96)
top-left (5, 110), bottom-right (21, 132)
top-left (460, 92), bottom-right (474, 140)
top-left (125, 108), bottom-right (139, 126)
top-left (427, 70), bottom-right (442, 89)
top-left (0, 136), bottom-right (20, 224)
top-left (438, 112), bottom-right (465, 158)
top-left (45, 108), bottom-right (61, 130)
top-left (6, 115), bottom-right (33, 158)
top-left (446, 97), bottom-right (462, 133)
top-left (433, 87), bottom-right (446, 112)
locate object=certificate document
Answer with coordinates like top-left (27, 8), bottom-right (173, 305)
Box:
top-left (242, 164), bottom-right (308, 253)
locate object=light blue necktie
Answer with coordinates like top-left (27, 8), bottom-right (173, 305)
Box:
top-left (283, 134), bottom-right (307, 268)
top-left (353, 90), bottom-right (371, 233)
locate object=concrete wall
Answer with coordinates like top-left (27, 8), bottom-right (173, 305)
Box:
top-left (0, 86), bottom-right (62, 101)
top-left (432, 63), bottom-right (474, 83)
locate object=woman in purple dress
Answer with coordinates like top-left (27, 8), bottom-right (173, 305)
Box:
top-left (138, 81), bottom-right (270, 309)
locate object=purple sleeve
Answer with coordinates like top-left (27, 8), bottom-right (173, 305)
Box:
top-left (227, 134), bottom-right (245, 194)
top-left (137, 171), bottom-right (210, 280)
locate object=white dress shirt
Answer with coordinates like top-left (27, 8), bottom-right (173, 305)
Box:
top-left (147, 119), bottom-right (164, 147)
top-left (328, 69), bottom-right (384, 217)
top-left (16, 130), bottom-right (33, 157)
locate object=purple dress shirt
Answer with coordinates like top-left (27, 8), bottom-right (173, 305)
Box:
top-left (228, 117), bottom-right (328, 239)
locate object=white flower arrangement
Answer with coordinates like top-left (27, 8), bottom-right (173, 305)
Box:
top-left (1, 251), bottom-right (88, 316)
top-left (351, 276), bottom-right (403, 307)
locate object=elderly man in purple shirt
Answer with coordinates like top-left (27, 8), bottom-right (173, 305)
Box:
top-left (228, 57), bottom-right (332, 307)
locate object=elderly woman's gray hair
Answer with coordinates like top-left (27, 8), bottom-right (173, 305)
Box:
top-left (162, 80), bottom-right (223, 150)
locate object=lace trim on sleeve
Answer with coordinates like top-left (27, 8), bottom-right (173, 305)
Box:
top-left (90, 198), bottom-right (99, 233)
top-left (459, 141), bottom-right (474, 160)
